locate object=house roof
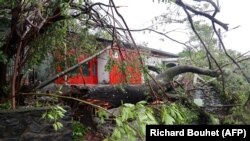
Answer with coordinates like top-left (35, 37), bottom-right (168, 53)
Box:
top-left (96, 38), bottom-right (179, 58)
top-left (138, 46), bottom-right (179, 58)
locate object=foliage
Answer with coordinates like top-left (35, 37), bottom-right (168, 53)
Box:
top-left (105, 57), bottom-right (116, 72)
top-left (107, 101), bottom-right (158, 141)
top-left (221, 70), bottom-right (250, 104)
top-left (0, 49), bottom-right (7, 64)
top-left (179, 21), bottom-right (250, 124)
top-left (73, 121), bottom-right (88, 141)
top-left (105, 101), bottom-right (198, 141)
top-left (179, 21), bottom-right (250, 104)
top-left (216, 61), bottom-right (250, 124)
top-left (0, 0), bottom-right (103, 99)
top-left (28, 20), bottom-right (69, 67)
top-left (160, 103), bottom-right (198, 124)
top-left (0, 100), bottom-right (11, 110)
top-left (42, 105), bottom-right (66, 131)
top-left (96, 109), bottom-right (109, 124)
top-left (52, 30), bottom-right (100, 77)
top-left (104, 50), bottom-right (142, 84)
top-left (179, 22), bottom-right (224, 68)
top-left (29, 18), bottom-right (99, 70)
top-left (0, 84), bottom-right (10, 98)
top-left (222, 106), bottom-right (250, 124)
top-left (95, 30), bottom-right (112, 40)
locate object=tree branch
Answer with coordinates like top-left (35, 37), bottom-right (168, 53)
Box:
top-left (155, 65), bottom-right (220, 82)
top-left (179, 1), bottom-right (225, 92)
top-left (212, 23), bottom-right (250, 83)
top-left (175, 0), bottom-right (228, 30)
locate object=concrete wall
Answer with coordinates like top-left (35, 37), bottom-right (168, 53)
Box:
top-left (144, 56), bottom-right (163, 67)
top-left (97, 50), bottom-right (110, 84)
top-left (0, 107), bottom-right (72, 141)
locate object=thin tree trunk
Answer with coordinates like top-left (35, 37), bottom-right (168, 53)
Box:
top-left (11, 42), bottom-right (23, 109)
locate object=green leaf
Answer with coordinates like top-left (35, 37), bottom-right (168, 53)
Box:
top-left (175, 112), bottom-right (184, 121)
top-left (96, 109), bottom-right (109, 124)
top-left (115, 118), bottom-right (123, 127)
top-left (139, 124), bottom-right (146, 136)
top-left (163, 114), bottom-right (175, 125)
top-left (48, 114), bottom-right (55, 120)
top-left (123, 103), bottom-right (134, 107)
top-left (121, 108), bottom-right (129, 121)
top-left (55, 110), bottom-right (64, 118)
top-left (53, 124), bottom-right (58, 131)
top-left (127, 133), bottom-right (136, 141)
top-left (146, 112), bottom-right (155, 121)
top-left (169, 108), bottom-right (176, 118)
top-left (41, 113), bottom-right (47, 119)
top-left (138, 114), bottom-right (147, 122)
top-left (112, 128), bottom-right (121, 139)
top-left (137, 101), bottom-right (147, 105)
top-left (56, 122), bottom-right (63, 129)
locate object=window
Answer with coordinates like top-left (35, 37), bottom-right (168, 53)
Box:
top-left (82, 62), bottom-right (89, 76)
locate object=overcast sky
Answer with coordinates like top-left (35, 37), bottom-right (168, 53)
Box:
top-left (95, 0), bottom-right (250, 54)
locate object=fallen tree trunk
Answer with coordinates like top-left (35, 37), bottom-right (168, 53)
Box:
top-left (86, 85), bottom-right (148, 107)
top-left (85, 65), bottom-right (220, 107)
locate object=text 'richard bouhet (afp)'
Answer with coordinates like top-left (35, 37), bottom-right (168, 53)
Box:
top-left (146, 125), bottom-right (250, 141)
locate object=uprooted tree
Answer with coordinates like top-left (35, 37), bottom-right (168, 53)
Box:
top-left (0, 0), bottom-right (249, 120)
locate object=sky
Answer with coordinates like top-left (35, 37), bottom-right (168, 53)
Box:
top-left (216, 0), bottom-right (250, 54)
top-left (95, 0), bottom-right (250, 54)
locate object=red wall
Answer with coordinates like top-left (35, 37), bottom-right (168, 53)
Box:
top-left (109, 48), bottom-right (142, 84)
top-left (56, 47), bottom-right (142, 85)
top-left (55, 54), bottom-right (98, 85)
